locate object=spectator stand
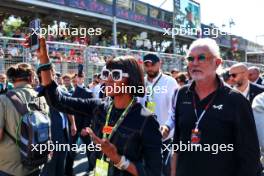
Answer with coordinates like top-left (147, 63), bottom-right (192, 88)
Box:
top-left (1, 36), bottom-right (264, 84)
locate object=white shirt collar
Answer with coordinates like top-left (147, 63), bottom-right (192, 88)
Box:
top-left (235, 81), bottom-right (250, 98)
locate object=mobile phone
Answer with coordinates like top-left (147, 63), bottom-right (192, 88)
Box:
top-left (29, 19), bottom-right (40, 51)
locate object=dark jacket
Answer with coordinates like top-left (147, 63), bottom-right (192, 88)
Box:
top-left (44, 81), bottom-right (162, 176)
top-left (71, 85), bottom-right (93, 131)
top-left (249, 83), bottom-right (264, 104)
top-left (173, 78), bottom-right (262, 176)
top-left (36, 85), bottom-right (70, 142)
top-left (256, 77), bottom-right (264, 86)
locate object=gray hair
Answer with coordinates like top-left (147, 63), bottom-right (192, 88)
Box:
top-left (187, 38), bottom-right (220, 58)
top-left (248, 66), bottom-right (260, 73)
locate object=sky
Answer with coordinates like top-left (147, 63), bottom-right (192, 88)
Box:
top-left (140, 0), bottom-right (264, 45)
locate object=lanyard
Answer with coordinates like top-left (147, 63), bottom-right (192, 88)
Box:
top-left (192, 92), bottom-right (217, 130)
top-left (101, 98), bottom-right (135, 161)
top-left (103, 98), bottom-right (135, 140)
top-left (146, 74), bottom-right (162, 102)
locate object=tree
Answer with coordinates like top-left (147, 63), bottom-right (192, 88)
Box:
top-left (2, 16), bottom-right (24, 36)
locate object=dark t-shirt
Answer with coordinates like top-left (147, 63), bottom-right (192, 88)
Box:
top-left (173, 78), bottom-right (261, 176)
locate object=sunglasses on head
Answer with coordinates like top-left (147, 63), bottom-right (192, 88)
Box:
top-left (186, 54), bottom-right (207, 63)
top-left (100, 69), bottom-right (129, 81)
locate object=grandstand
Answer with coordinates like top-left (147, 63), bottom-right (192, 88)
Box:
top-left (1, 0), bottom-right (264, 82)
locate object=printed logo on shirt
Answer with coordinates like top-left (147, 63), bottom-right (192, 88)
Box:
top-left (182, 101), bottom-right (192, 105)
top-left (213, 104), bottom-right (223, 110)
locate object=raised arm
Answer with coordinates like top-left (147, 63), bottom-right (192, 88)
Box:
top-left (36, 37), bottom-right (102, 117)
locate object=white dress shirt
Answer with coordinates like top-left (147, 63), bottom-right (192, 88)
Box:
top-left (234, 81), bottom-right (250, 100)
top-left (139, 72), bottom-right (179, 141)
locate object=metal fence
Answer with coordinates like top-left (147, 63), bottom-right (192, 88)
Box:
top-left (84, 46), bottom-right (185, 82)
top-left (1, 36), bottom-right (264, 84)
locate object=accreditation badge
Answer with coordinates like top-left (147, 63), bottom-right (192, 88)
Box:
top-left (191, 128), bottom-right (201, 144)
top-left (102, 125), bottom-right (113, 135)
top-left (95, 159), bottom-right (109, 176)
top-left (146, 101), bottom-right (156, 113)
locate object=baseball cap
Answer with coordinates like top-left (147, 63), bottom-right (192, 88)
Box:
top-left (143, 54), bottom-right (160, 64)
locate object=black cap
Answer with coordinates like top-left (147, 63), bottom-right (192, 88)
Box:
top-left (143, 54), bottom-right (160, 64)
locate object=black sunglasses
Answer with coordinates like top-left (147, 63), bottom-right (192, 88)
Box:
top-left (230, 72), bottom-right (245, 78)
top-left (186, 54), bottom-right (207, 62)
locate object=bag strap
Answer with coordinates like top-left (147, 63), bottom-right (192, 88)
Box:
top-left (6, 91), bottom-right (29, 115)
top-left (3, 128), bottom-right (22, 147)
top-left (4, 91), bottom-right (26, 147)
top-left (4, 128), bottom-right (16, 142)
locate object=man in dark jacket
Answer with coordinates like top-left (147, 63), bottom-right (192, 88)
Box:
top-left (230, 63), bottom-right (264, 104)
top-left (248, 66), bottom-right (264, 86)
top-left (37, 67), bottom-right (71, 176)
top-left (65, 73), bottom-right (94, 176)
top-left (171, 38), bottom-right (261, 176)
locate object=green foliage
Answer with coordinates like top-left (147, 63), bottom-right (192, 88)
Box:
top-left (2, 16), bottom-right (24, 36)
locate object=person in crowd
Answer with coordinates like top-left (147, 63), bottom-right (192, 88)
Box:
top-left (71, 73), bottom-right (78, 88)
top-left (0, 73), bottom-right (13, 94)
top-left (37, 37), bottom-right (162, 176)
top-left (7, 44), bottom-right (19, 57)
top-left (139, 53), bottom-right (178, 176)
top-left (12, 29), bottom-right (23, 38)
top-left (0, 47), bottom-right (4, 59)
top-left (62, 73), bottom-right (74, 94)
top-left (229, 63), bottom-right (264, 104)
top-left (252, 92), bottom-right (264, 176)
top-left (0, 48), bottom-right (4, 73)
top-left (164, 72), bottom-right (172, 77)
top-left (36, 65), bottom-right (71, 176)
top-left (221, 68), bottom-right (234, 86)
top-left (171, 68), bottom-right (180, 80)
top-left (171, 38), bottom-right (261, 176)
top-left (175, 72), bottom-right (187, 87)
top-left (0, 63), bottom-right (48, 176)
top-left (65, 72), bottom-right (94, 176)
top-left (89, 73), bottom-right (101, 98)
top-left (55, 72), bottom-right (63, 86)
top-left (185, 66), bottom-right (192, 84)
top-left (248, 66), bottom-right (264, 86)
top-left (97, 73), bottom-right (107, 99)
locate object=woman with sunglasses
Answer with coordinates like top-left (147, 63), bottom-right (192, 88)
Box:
top-left (37, 38), bottom-right (162, 176)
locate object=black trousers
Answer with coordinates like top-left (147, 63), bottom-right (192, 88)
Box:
top-left (162, 139), bottom-right (172, 176)
top-left (65, 133), bottom-right (93, 175)
top-left (40, 129), bottom-right (68, 176)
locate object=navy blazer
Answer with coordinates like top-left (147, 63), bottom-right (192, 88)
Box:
top-left (36, 85), bottom-right (70, 142)
top-left (71, 85), bottom-right (93, 131)
top-left (249, 83), bottom-right (264, 104)
top-left (256, 77), bottom-right (264, 86)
